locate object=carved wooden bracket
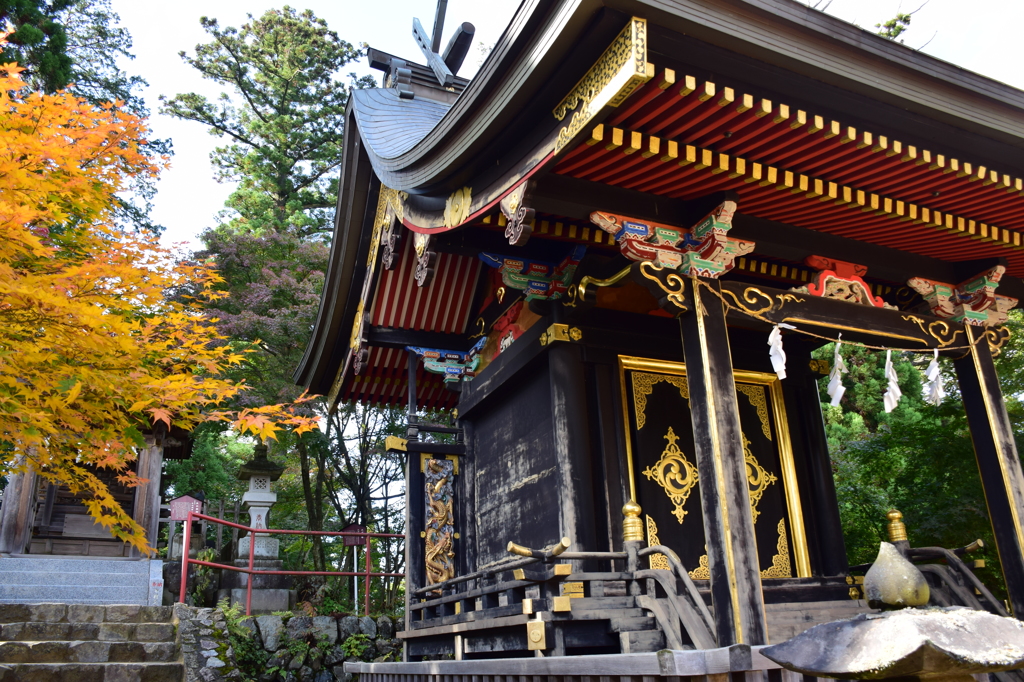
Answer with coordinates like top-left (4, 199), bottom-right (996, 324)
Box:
top-left (479, 245), bottom-right (585, 301)
top-left (793, 255), bottom-right (891, 308)
top-left (590, 200), bottom-right (753, 278)
top-left (908, 265), bottom-right (1018, 327)
top-left (414, 233), bottom-right (438, 287)
top-left (499, 180), bottom-right (536, 247)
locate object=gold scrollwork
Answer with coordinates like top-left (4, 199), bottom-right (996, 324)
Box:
top-left (645, 516), bottom-right (671, 570)
top-left (443, 186), bottom-right (472, 228)
top-left (736, 384), bottom-right (771, 441)
top-left (639, 261), bottom-right (687, 311)
top-left (642, 427), bottom-right (699, 524)
top-left (468, 316), bottom-right (486, 340)
top-left (986, 325), bottom-right (1012, 357)
top-left (553, 18), bottom-right (649, 152)
top-left (689, 552), bottom-right (710, 580)
top-left (901, 314), bottom-right (965, 348)
top-left (761, 518), bottom-right (793, 579)
top-left (721, 286), bottom-right (775, 316)
top-left (632, 372), bottom-right (689, 430)
top-left (744, 435), bottom-right (776, 524)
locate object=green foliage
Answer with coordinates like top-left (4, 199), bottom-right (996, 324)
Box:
top-left (0, 0), bottom-right (73, 92)
top-left (818, 311), bottom-right (1024, 597)
top-left (341, 633), bottom-right (371, 659)
top-left (162, 425), bottom-right (251, 502)
top-left (217, 599), bottom-right (269, 680)
top-left (876, 12), bottom-right (912, 41)
top-left (191, 548), bottom-right (218, 606)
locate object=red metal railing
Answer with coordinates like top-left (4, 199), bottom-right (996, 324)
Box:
top-left (177, 511), bottom-right (404, 615)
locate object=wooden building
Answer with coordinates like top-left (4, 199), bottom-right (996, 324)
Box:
top-left (295, 0), bottom-right (1024, 668)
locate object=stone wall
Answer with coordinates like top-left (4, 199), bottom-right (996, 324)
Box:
top-left (175, 604), bottom-right (402, 682)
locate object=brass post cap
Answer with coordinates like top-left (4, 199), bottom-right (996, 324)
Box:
top-left (886, 509), bottom-right (903, 522)
top-left (622, 499), bottom-right (642, 516)
top-left (886, 509), bottom-right (908, 543)
top-left (622, 499), bottom-right (643, 542)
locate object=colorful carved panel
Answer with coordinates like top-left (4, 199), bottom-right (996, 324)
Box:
top-left (479, 245), bottom-right (586, 301)
top-left (424, 458), bottom-right (456, 587)
top-left (619, 356), bottom-right (810, 580)
top-left (589, 201), bottom-right (754, 278)
top-left (908, 265), bottom-right (1018, 327)
top-left (499, 180), bottom-right (535, 247)
top-left (407, 337), bottom-right (486, 384)
top-left (791, 255), bottom-right (891, 308)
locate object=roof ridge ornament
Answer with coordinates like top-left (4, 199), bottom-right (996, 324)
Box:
top-left (412, 0), bottom-right (475, 88)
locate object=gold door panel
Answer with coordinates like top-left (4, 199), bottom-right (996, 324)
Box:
top-left (618, 356), bottom-right (810, 578)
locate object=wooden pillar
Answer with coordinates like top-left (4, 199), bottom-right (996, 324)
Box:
top-left (0, 455), bottom-right (38, 555)
top-left (679, 277), bottom-right (767, 646)
top-left (954, 325), bottom-right (1024, 617)
top-left (785, 341), bottom-right (848, 576)
top-left (404, 352), bottom-right (425, 633)
top-left (548, 342), bottom-right (598, 557)
top-left (130, 436), bottom-right (164, 558)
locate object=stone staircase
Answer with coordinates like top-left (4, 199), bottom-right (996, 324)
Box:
top-left (0, 603), bottom-right (182, 681)
top-left (0, 557), bottom-right (162, 605)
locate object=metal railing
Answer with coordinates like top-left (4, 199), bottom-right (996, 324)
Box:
top-left (177, 511), bottom-right (404, 615)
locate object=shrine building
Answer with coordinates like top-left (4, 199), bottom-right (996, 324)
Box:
top-left (295, 0), bottom-right (1024, 671)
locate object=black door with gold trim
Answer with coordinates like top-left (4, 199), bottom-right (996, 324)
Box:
top-left (619, 356), bottom-right (810, 579)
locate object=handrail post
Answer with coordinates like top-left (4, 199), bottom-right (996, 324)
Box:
top-left (178, 511), bottom-right (193, 604)
top-left (246, 525), bottom-right (256, 616)
top-left (364, 532), bottom-right (371, 615)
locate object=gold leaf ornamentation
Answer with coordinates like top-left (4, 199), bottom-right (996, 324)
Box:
top-left (443, 186), bottom-right (472, 228)
top-left (639, 261), bottom-right (687, 311)
top-left (721, 286), bottom-right (775, 316)
top-left (736, 384), bottom-right (771, 440)
top-left (645, 515), bottom-right (670, 570)
top-left (901, 314), bottom-right (964, 348)
top-left (744, 434), bottom-right (777, 524)
top-left (553, 18), bottom-right (649, 152)
top-left (425, 458), bottom-right (457, 586)
top-left (689, 552), bottom-right (710, 580)
top-left (642, 427), bottom-right (699, 524)
top-left (632, 372), bottom-right (688, 430)
top-left (760, 518), bottom-right (792, 579)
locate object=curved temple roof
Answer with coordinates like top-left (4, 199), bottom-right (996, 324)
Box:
top-left (295, 0), bottom-right (1024, 406)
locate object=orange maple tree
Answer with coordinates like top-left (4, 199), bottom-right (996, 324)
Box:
top-left (0, 58), bottom-right (318, 553)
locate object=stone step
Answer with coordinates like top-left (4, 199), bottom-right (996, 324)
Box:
top-left (0, 605), bottom-right (173, 625)
top-left (0, 641), bottom-right (178, 664)
top-left (0, 661), bottom-right (183, 682)
top-left (0, 558), bottom-right (162, 607)
top-left (0, 622), bottom-right (175, 643)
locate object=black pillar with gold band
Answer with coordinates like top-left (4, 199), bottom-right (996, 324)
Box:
top-left (955, 325), bottom-right (1024, 618)
top-left (678, 276), bottom-right (768, 646)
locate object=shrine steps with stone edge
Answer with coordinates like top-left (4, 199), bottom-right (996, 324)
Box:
top-left (0, 603), bottom-right (182, 682)
top-left (0, 557), bottom-right (159, 605)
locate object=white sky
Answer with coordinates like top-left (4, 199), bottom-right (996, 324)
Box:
top-left (106, 0), bottom-right (1024, 249)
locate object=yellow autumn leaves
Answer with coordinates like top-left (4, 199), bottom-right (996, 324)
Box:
top-left (0, 60), bottom-right (318, 552)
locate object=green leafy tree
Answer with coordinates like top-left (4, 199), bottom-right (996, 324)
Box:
top-left (0, 0), bottom-right (73, 92)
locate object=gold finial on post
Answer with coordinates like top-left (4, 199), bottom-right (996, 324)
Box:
top-left (623, 499), bottom-right (643, 542)
top-left (886, 509), bottom-right (908, 543)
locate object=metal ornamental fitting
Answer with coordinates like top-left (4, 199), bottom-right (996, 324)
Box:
top-left (507, 537), bottom-right (570, 559)
top-left (887, 509), bottom-right (908, 543)
top-left (623, 499), bottom-right (644, 542)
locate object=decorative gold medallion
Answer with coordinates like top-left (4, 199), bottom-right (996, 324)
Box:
top-left (642, 427), bottom-right (699, 524)
top-left (443, 186), bottom-right (472, 227)
top-left (645, 515), bottom-right (670, 570)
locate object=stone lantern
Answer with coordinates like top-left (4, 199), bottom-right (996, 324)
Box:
top-left (236, 442), bottom-right (284, 560)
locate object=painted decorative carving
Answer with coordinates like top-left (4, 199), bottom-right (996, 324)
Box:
top-left (552, 17), bottom-right (649, 153)
top-left (908, 265), bottom-right (1018, 326)
top-left (499, 180), bottom-right (535, 246)
top-left (479, 245), bottom-right (585, 301)
top-left (381, 208), bottom-right (401, 270)
top-left (443, 186), bottom-right (472, 228)
top-left (407, 338), bottom-right (486, 384)
top-left (590, 201), bottom-right (753, 278)
top-left (424, 458), bottom-right (456, 587)
top-left (642, 426), bottom-right (699, 524)
top-left (792, 255), bottom-right (892, 308)
top-left (491, 301), bottom-right (526, 360)
top-left (414, 232), bottom-right (437, 287)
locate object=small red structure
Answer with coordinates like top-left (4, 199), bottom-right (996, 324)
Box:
top-left (168, 495), bottom-right (203, 522)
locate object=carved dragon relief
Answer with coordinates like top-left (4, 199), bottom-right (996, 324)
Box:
top-left (425, 458), bottom-right (456, 587)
